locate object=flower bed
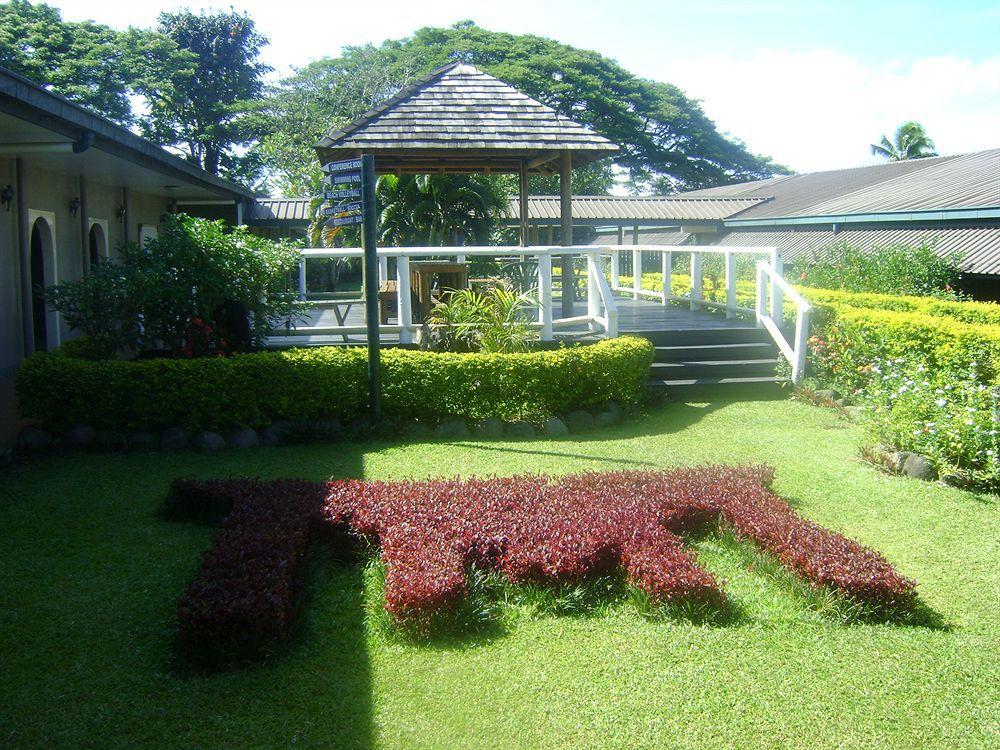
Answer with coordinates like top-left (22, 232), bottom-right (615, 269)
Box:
top-left (803, 292), bottom-right (1000, 490)
top-left (168, 466), bottom-right (917, 661)
top-left (17, 337), bottom-right (653, 432)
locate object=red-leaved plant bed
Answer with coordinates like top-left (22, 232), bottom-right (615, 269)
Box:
top-left (168, 466), bottom-right (916, 659)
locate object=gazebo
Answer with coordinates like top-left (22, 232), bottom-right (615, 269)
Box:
top-left (315, 62), bottom-right (619, 315)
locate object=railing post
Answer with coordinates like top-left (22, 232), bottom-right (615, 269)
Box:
top-left (755, 261), bottom-right (767, 328)
top-left (587, 251), bottom-right (600, 330)
top-left (770, 250), bottom-right (784, 323)
top-left (690, 250), bottom-right (703, 311)
top-left (725, 251), bottom-right (736, 318)
top-left (397, 254), bottom-right (413, 345)
top-left (378, 254), bottom-right (389, 285)
top-left (792, 306), bottom-right (810, 383)
top-left (538, 251), bottom-right (553, 341)
top-left (661, 250), bottom-right (672, 306)
top-left (298, 257), bottom-right (307, 301)
top-left (611, 248), bottom-right (620, 289)
top-left (632, 248), bottom-right (641, 300)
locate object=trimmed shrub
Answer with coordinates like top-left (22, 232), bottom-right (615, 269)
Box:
top-left (17, 337), bottom-right (653, 432)
top-left (170, 467), bottom-right (917, 660)
top-left (801, 287), bottom-right (1000, 328)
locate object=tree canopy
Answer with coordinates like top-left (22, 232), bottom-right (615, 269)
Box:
top-left (139, 9), bottom-right (271, 182)
top-left (0, 0), bottom-right (190, 125)
top-left (261, 21), bottom-right (788, 197)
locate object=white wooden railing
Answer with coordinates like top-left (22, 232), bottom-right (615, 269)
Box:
top-left (289, 245), bottom-right (617, 344)
top-left (756, 259), bottom-right (811, 384)
top-left (602, 244), bottom-right (784, 321)
top-left (600, 243), bottom-right (809, 383)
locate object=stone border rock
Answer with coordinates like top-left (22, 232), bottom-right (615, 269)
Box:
top-left (13, 401), bottom-right (628, 457)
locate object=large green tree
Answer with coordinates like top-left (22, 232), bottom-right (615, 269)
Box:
top-left (0, 0), bottom-right (191, 125)
top-left (870, 121), bottom-right (938, 161)
top-left (139, 9), bottom-right (271, 182)
top-left (261, 21), bottom-right (787, 197)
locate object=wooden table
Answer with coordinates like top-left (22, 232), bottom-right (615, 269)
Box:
top-left (409, 260), bottom-right (469, 320)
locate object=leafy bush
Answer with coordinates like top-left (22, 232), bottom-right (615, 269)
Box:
top-left (856, 362), bottom-right (1000, 490)
top-left (425, 285), bottom-right (537, 353)
top-left (17, 337), bottom-right (653, 431)
top-left (169, 467), bottom-right (917, 659)
top-left (803, 292), bottom-right (1000, 489)
top-left (44, 213), bottom-right (306, 355)
top-left (797, 240), bottom-right (961, 297)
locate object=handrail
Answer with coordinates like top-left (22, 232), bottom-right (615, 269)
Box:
top-left (587, 250), bottom-right (618, 337)
top-left (756, 259), bottom-right (811, 383)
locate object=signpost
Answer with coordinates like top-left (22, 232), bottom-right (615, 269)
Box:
top-left (318, 155), bottom-right (381, 425)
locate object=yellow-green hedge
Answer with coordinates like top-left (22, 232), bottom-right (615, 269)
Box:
top-left (17, 337), bottom-right (654, 432)
top-left (799, 287), bottom-right (1000, 327)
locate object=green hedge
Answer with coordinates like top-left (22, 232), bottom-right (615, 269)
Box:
top-left (17, 337), bottom-right (654, 432)
top-left (800, 287), bottom-right (1000, 327)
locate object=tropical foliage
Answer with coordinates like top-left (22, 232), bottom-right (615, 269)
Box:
top-left (870, 121), bottom-right (938, 161)
top-left (797, 240), bottom-right (961, 297)
top-left (44, 214), bottom-right (305, 356)
top-left (426, 285), bottom-right (538, 353)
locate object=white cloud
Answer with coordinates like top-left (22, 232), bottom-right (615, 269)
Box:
top-left (659, 50), bottom-right (1000, 173)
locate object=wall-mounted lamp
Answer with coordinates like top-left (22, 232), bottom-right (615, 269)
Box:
top-left (116, 204), bottom-right (127, 221)
top-left (69, 196), bottom-right (81, 217)
top-left (1, 184), bottom-right (12, 212)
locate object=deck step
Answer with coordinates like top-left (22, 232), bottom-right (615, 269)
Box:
top-left (653, 342), bottom-right (778, 362)
top-left (650, 358), bottom-right (780, 378)
top-left (648, 375), bottom-right (787, 399)
top-left (625, 327), bottom-right (776, 346)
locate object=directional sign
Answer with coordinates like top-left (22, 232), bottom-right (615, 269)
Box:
top-left (322, 188), bottom-right (361, 200)
top-left (325, 214), bottom-right (363, 227)
top-left (318, 201), bottom-right (362, 217)
top-left (321, 157), bottom-right (362, 174)
top-left (324, 171), bottom-right (362, 185)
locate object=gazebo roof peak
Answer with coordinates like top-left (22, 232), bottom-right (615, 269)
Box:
top-left (315, 61), bottom-right (618, 175)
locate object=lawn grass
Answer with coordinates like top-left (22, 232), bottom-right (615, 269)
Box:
top-left (0, 399), bottom-right (997, 749)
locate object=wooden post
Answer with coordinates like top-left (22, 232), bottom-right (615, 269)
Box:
top-left (360, 154), bottom-right (381, 425)
top-left (547, 225), bottom-right (553, 246)
top-left (121, 187), bottom-right (129, 243)
top-left (559, 150), bottom-right (573, 317)
top-left (690, 251), bottom-right (703, 311)
top-left (661, 250), bottom-right (672, 306)
top-left (725, 251), bottom-right (736, 318)
top-left (519, 159), bottom-right (530, 248)
top-left (298, 258), bottom-right (307, 301)
top-left (755, 261), bottom-right (767, 327)
top-left (612, 224), bottom-right (622, 287)
top-left (770, 250), bottom-right (784, 323)
top-left (632, 247), bottom-right (641, 300)
top-left (397, 254), bottom-right (413, 344)
top-left (538, 251), bottom-right (553, 340)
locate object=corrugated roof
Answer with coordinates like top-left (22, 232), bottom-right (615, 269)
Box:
top-left (588, 228), bottom-right (691, 246)
top-left (599, 225), bottom-right (1000, 275)
top-left (249, 198), bottom-right (311, 223)
top-left (679, 150), bottom-right (1000, 219)
top-left (505, 195), bottom-right (766, 222)
top-left (315, 63), bottom-right (618, 174)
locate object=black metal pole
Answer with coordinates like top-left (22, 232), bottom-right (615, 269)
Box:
top-left (360, 154), bottom-right (381, 425)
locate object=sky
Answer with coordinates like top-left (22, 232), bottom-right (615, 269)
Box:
top-left (50, 0), bottom-right (1000, 174)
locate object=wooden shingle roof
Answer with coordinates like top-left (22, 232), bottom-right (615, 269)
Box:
top-left (315, 62), bottom-right (618, 175)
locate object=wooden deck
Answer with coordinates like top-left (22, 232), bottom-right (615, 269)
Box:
top-left (265, 294), bottom-right (756, 348)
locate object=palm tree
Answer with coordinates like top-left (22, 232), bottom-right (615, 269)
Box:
top-left (870, 121), bottom-right (938, 161)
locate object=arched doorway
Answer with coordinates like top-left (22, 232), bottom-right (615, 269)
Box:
top-left (88, 222), bottom-right (106, 267)
top-left (30, 219), bottom-right (49, 352)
